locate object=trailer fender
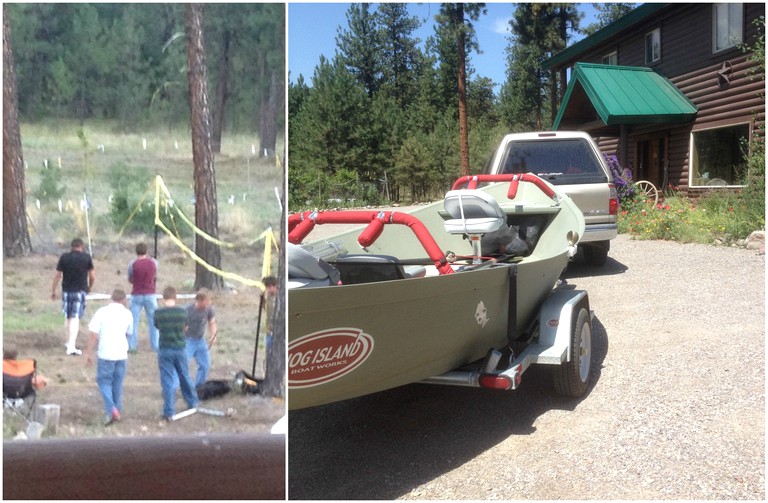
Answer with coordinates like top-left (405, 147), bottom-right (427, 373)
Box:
top-left (536, 289), bottom-right (589, 363)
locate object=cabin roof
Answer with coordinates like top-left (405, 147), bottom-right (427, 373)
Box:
top-left (553, 63), bottom-right (698, 130)
top-left (542, 3), bottom-right (669, 71)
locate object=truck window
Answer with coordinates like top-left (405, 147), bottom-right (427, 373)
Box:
top-left (499, 139), bottom-right (608, 185)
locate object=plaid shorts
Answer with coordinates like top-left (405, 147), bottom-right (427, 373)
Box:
top-left (61, 291), bottom-right (87, 319)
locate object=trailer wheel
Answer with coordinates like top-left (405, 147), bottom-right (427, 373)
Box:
top-left (553, 306), bottom-right (592, 397)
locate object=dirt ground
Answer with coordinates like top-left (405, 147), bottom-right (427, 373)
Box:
top-left (289, 235), bottom-right (764, 500)
top-left (3, 237), bottom-right (284, 440)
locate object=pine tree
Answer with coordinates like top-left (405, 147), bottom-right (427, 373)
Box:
top-left (185, 3), bottom-right (223, 290)
top-left (433, 3), bottom-right (486, 176)
top-left (500, 3), bottom-right (581, 130)
top-left (6, 3), bottom-right (281, 133)
top-left (336, 4), bottom-right (382, 98)
top-left (583, 3), bottom-right (636, 36)
top-left (3, 4), bottom-right (32, 257)
top-left (289, 56), bottom-right (371, 204)
top-left (376, 3), bottom-right (423, 109)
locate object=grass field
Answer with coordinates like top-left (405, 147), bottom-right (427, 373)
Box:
top-left (3, 121), bottom-right (285, 440)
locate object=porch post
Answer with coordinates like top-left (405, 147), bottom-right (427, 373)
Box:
top-left (619, 124), bottom-right (629, 168)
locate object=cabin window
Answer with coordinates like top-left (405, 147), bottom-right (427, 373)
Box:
top-left (689, 123), bottom-right (750, 187)
top-left (645, 28), bottom-right (661, 64)
top-left (713, 3), bottom-right (743, 52)
top-left (602, 51), bottom-right (617, 65)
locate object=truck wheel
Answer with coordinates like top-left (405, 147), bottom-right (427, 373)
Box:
top-left (553, 307), bottom-right (592, 397)
top-left (583, 241), bottom-right (609, 266)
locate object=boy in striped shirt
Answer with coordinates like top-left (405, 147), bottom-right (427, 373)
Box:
top-left (154, 286), bottom-right (198, 420)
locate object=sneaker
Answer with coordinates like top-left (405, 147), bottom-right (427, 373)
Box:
top-left (66, 348), bottom-right (82, 356)
top-left (111, 408), bottom-right (121, 422)
top-left (104, 416), bottom-right (115, 426)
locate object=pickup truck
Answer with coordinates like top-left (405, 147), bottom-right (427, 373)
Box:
top-left (484, 131), bottom-right (618, 266)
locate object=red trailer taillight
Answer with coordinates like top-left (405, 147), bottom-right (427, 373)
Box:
top-left (478, 374), bottom-right (513, 390)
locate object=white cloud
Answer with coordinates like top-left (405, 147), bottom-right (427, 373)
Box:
top-left (493, 17), bottom-right (512, 35)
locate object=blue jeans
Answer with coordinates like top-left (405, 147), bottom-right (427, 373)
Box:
top-left (130, 294), bottom-right (159, 351)
top-left (185, 337), bottom-right (210, 388)
top-left (158, 347), bottom-right (199, 418)
top-left (97, 359), bottom-right (126, 418)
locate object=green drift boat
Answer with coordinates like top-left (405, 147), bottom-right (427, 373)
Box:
top-left (288, 174), bottom-right (591, 410)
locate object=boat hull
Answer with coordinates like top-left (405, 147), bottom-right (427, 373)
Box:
top-left (288, 179), bottom-right (584, 410)
top-left (289, 265), bottom-right (511, 409)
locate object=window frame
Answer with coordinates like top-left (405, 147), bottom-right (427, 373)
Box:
top-left (644, 28), bottom-right (661, 65)
top-left (688, 121), bottom-right (751, 188)
top-left (602, 51), bottom-right (618, 65)
top-left (712, 3), bottom-right (744, 53)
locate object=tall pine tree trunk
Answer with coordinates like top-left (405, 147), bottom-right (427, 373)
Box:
top-left (535, 67), bottom-right (542, 130)
top-left (262, 155), bottom-right (285, 398)
top-left (550, 68), bottom-right (558, 126)
top-left (258, 71), bottom-right (279, 158)
top-left (555, 7), bottom-right (569, 124)
top-left (185, 4), bottom-right (222, 290)
top-left (3, 6), bottom-right (32, 258)
top-left (456, 4), bottom-right (470, 177)
top-left (211, 30), bottom-right (231, 154)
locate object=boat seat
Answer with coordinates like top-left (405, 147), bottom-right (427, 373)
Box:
top-left (287, 243), bottom-right (340, 289)
top-left (443, 190), bottom-right (507, 262)
top-left (334, 254), bottom-right (426, 284)
top-left (443, 189), bottom-right (507, 236)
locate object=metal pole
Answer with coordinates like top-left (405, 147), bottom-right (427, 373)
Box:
top-left (252, 293), bottom-right (265, 377)
top-left (154, 224), bottom-right (158, 258)
top-left (83, 192), bottom-right (93, 256)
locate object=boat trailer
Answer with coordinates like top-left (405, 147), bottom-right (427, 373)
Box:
top-left (421, 288), bottom-right (593, 398)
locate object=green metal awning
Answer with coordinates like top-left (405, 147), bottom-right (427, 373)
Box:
top-left (553, 63), bottom-right (698, 130)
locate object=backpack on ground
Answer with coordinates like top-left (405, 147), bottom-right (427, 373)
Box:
top-left (196, 380), bottom-right (232, 400)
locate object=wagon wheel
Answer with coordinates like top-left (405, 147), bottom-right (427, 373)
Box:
top-left (634, 180), bottom-right (659, 205)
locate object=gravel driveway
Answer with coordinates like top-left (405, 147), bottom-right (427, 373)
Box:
top-left (288, 234), bottom-right (765, 500)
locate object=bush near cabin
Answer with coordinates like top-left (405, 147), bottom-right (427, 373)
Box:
top-left (616, 135), bottom-right (765, 245)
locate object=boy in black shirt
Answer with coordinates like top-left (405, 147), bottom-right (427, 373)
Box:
top-left (51, 238), bottom-right (95, 355)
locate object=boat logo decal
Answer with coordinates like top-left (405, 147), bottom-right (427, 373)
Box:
top-left (288, 328), bottom-right (374, 388)
top-left (475, 301), bottom-right (489, 327)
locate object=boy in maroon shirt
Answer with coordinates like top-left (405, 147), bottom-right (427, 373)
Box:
top-left (127, 243), bottom-right (159, 352)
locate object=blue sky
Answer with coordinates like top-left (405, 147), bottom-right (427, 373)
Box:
top-left (288, 3), bottom-right (599, 92)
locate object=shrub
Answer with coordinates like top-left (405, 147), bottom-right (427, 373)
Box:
top-left (108, 162), bottom-right (155, 233)
top-left (605, 154), bottom-right (635, 206)
top-left (741, 130), bottom-right (765, 231)
top-left (619, 186), bottom-right (763, 245)
top-left (107, 163), bottom-right (192, 237)
top-left (32, 161), bottom-right (66, 206)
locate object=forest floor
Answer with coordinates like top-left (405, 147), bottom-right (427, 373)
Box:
top-left (3, 236), bottom-right (284, 440)
top-left (4, 123), bottom-right (284, 440)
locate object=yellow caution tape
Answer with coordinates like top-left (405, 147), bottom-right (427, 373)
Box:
top-left (153, 175), bottom-right (277, 290)
top-left (155, 176), bottom-right (237, 249)
top-left (116, 182), bottom-right (154, 238)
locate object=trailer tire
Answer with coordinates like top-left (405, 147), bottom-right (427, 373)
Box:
top-left (553, 306), bottom-right (592, 397)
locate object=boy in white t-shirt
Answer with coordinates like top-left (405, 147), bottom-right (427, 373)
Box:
top-left (85, 289), bottom-right (133, 426)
